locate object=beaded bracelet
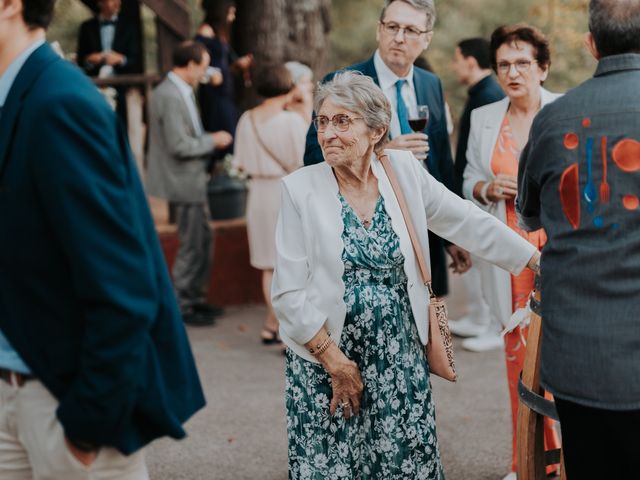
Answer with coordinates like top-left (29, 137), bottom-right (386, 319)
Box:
top-left (479, 181), bottom-right (492, 205)
top-left (308, 331), bottom-right (333, 356)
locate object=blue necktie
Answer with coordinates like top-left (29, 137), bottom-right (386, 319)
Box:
top-left (395, 79), bottom-right (412, 135)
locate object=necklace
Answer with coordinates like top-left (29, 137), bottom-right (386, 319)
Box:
top-left (334, 168), bottom-right (378, 228)
top-left (346, 195), bottom-right (377, 228)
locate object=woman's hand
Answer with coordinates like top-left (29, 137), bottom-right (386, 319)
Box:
top-left (486, 174), bottom-right (518, 202)
top-left (307, 330), bottom-right (363, 419)
top-left (325, 351), bottom-right (363, 419)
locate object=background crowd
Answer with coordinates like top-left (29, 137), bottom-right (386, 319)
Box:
top-left (1, 0), bottom-right (640, 479)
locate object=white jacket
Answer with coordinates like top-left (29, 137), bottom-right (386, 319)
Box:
top-left (462, 89), bottom-right (562, 327)
top-left (272, 149), bottom-right (537, 362)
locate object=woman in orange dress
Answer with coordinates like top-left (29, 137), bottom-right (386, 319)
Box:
top-left (463, 25), bottom-right (562, 480)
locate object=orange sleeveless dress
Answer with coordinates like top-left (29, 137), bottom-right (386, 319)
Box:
top-left (491, 115), bottom-right (560, 474)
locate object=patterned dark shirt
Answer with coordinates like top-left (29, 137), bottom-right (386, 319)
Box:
top-left (517, 54), bottom-right (640, 410)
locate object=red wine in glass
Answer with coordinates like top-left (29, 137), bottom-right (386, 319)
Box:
top-left (409, 105), bottom-right (430, 132)
top-left (409, 118), bottom-right (427, 132)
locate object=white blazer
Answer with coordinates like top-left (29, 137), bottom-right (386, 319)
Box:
top-left (272, 149), bottom-right (537, 362)
top-left (462, 88), bottom-right (562, 327)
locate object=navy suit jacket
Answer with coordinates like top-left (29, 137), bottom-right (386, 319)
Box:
top-left (0, 44), bottom-right (205, 454)
top-left (76, 17), bottom-right (142, 76)
top-left (303, 56), bottom-right (455, 295)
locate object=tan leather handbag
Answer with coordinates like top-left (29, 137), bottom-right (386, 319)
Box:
top-left (379, 154), bottom-right (457, 382)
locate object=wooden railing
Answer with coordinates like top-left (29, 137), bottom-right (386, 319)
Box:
top-left (92, 73), bottom-right (164, 177)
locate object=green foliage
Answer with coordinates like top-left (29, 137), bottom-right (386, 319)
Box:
top-left (47, 0), bottom-right (92, 58)
top-left (46, 0), bottom-right (594, 118)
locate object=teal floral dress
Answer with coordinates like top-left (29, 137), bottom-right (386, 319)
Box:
top-left (285, 194), bottom-right (445, 480)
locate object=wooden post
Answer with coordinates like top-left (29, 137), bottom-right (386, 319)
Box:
top-left (517, 285), bottom-right (566, 479)
top-left (516, 291), bottom-right (546, 479)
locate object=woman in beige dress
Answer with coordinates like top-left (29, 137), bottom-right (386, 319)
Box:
top-left (234, 63), bottom-right (311, 344)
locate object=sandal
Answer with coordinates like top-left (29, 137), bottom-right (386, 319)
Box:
top-left (260, 328), bottom-right (282, 345)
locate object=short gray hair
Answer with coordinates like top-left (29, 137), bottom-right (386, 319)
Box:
top-left (380, 0), bottom-right (436, 32)
top-left (314, 71), bottom-right (391, 150)
top-left (284, 61), bottom-right (313, 84)
top-left (589, 0), bottom-right (640, 57)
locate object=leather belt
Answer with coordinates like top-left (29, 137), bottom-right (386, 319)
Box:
top-left (0, 368), bottom-right (35, 387)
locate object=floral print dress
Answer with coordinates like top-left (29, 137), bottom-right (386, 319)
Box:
top-left (285, 194), bottom-right (445, 480)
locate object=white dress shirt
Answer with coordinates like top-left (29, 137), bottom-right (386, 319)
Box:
top-left (373, 49), bottom-right (418, 138)
top-left (168, 71), bottom-right (203, 136)
top-left (97, 15), bottom-right (118, 78)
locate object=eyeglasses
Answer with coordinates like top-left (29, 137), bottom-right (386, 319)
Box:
top-left (379, 21), bottom-right (429, 40)
top-left (496, 59), bottom-right (538, 75)
top-left (313, 114), bottom-right (364, 132)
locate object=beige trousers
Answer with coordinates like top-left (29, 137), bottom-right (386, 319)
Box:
top-left (0, 379), bottom-right (148, 480)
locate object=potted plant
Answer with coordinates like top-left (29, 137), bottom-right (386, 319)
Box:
top-left (207, 154), bottom-right (248, 220)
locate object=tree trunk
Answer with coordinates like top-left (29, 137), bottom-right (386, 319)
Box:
top-left (232, 0), bottom-right (331, 108)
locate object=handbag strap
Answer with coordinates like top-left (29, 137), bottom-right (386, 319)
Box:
top-left (248, 110), bottom-right (294, 175)
top-left (378, 153), bottom-right (435, 297)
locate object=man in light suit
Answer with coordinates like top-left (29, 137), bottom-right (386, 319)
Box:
top-left (304, 0), bottom-right (470, 297)
top-left (0, 1), bottom-right (205, 477)
top-left (146, 41), bottom-right (233, 326)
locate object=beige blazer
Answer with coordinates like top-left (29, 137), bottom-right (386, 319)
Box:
top-left (272, 149), bottom-right (537, 362)
top-left (462, 88), bottom-right (562, 326)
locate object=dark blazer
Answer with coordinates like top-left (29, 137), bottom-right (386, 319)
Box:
top-left (303, 56), bottom-right (455, 295)
top-left (0, 44), bottom-right (204, 454)
top-left (194, 34), bottom-right (238, 163)
top-left (453, 75), bottom-right (504, 197)
top-left (76, 16), bottom-right (142, 76)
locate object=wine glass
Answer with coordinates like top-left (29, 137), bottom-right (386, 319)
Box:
top-left (408, 105), bottom-right (430, 132)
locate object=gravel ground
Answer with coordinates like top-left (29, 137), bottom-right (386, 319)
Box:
top-left (147, 275), bottom-right (515, 480)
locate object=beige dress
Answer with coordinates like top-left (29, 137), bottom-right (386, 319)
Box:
top-left (233, 109), bottom-right (307, 269)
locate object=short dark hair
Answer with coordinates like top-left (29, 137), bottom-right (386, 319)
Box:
top-left (255, 63), bottom-right (294, 98)
top-left (589, 0), bottom-right (640, 57)
top-left (490, 24), bottom-right (551, 73)
top-left (172, 41), bottom-right (207, 68)
top-left (22, 0), bottom-right (56, 30)
top-left (458, 38), bottom-right (492, 70)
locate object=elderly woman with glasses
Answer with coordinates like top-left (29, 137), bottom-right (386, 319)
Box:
top-left (272, 71), bottom-right (542, 479)
top-left (462, 24), bottom-right (562, 480)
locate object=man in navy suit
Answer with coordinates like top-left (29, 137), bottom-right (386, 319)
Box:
top-left (0, 0), bottom-right (204, 477)
top-left (304, 0), bottom-right (470, 297)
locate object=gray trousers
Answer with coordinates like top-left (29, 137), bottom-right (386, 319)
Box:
top-left (170, 202), bottom-right (213, 311)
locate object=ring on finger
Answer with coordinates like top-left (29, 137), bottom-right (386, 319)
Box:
top-left (495, 185), bottom-right (503, 195)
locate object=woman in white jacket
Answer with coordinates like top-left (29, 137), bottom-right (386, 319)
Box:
top-left (463, 24), bottom-right (562, 480)
top-left (272, 71), bottom-right (540, 479)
